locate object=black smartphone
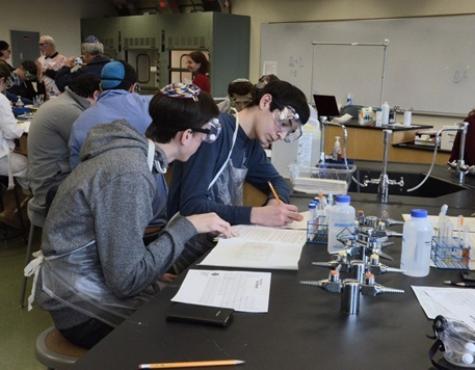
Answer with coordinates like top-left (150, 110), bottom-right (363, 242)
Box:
top-left (460, 271), bottom-right (475, 282)
top-left (166, 303), bottom-right (233, 327)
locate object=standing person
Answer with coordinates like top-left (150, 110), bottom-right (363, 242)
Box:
top-left (28, 82), bottom-right (233, 349)
top-left (0, 61), bottom-right (27, 190)
top-left (186, 51), bottom-right (210, 93)
top-left (449, 108), bottom-right (475, 167)
top-left (168, 80), bottom-right (309, 227)
top-left (37, 35), bottom-right (68, 98)
top-left (0, 40), bottom-right (14, 72)
top-left (27, 74), bottom-right (100, 224)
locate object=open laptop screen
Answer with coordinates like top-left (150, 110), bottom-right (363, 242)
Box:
top-left (313, 94), bottom-right (340, 117)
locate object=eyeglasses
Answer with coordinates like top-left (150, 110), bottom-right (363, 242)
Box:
top-left (273, 106), bottom-right (302, 143)
top-left (191, 118), bottom-right (222, 143)
top-left (39, 43), bottom-right (46, 46)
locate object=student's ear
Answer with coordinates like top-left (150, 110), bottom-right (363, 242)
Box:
top-left (92, 89), bottom-right (101, 101)
top-left (178, 129), bottom-right (193, 145)
top-left (259, 93), bottom-right (273, 110)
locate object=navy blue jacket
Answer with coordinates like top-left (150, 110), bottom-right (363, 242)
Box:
top-left (55, 55), bottom-right (110, 92)
top-left (167, 112), bottom-right (290, 225)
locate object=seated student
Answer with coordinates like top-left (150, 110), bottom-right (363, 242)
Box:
top-left (168, 80), bottom-right (309, 228)
top-left (6, 60), bottom-right (40, 104)
top-left (0, 40), bottom-right (14, 72)
top-left (217, 78), bottom-right (255, 113)
top-left (27, 74), bottom-right (100, 224)
top-left (55, 36), bottom-right (110, 93)
top-left (29, 82), bottom-right (233, 349)
top-left (0, 61), bottom-right (27, 190)
top-left (69, 60), bottom-right (150, 169)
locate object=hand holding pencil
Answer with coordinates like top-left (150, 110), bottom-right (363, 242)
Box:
top-left (249, 182), bottom-right (303, 227)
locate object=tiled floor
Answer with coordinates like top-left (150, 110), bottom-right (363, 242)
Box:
top-left (0, 232), bottom-right (51, 370)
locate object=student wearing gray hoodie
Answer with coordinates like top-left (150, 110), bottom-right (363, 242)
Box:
top-left (29, 82), bottom-right (233, 349)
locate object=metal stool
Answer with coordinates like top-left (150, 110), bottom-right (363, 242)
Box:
top-left (35, 326), bottom-right (87, 370)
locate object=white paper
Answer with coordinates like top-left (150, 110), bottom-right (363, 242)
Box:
top-left (200, 225), bottom-right (307, 270)
top-left (17, 120), bottom-right (30, 133)
top-left (286, 211), bottom-right (310, 230)
top-left (412, 286), bottom-right (475, 330)
top-left (171, 269), bottom-right (271, 313)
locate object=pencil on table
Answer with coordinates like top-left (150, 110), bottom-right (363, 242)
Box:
top-left (138, 359), bottom-right (245, 369)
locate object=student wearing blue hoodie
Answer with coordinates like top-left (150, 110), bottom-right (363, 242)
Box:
top-left (29, 83), bottom-right (233, 349)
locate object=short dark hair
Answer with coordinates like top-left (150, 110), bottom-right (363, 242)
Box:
top-left (146, 91), bottom-right (219, 143)
top-left (0, 40), bottom-right (9, 57)
top-left (228, 80), bottom-right (254, 97)
top-left (69, 74), bottom-right (100, 98)
top-left (188, 51), bottom-right (209, 75)
top-left (20, 60), bottom-right (37, 76)
top-left (252, 80), bottom-right (310, 124)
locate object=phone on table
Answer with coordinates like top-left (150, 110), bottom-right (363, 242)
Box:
top-left (460, 270), bottom-right (475, 282)
top-left (166, 303), bottom-right (233, 327)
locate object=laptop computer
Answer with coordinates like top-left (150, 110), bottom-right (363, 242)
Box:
top-left (313, 94), bottom-right (341, 118)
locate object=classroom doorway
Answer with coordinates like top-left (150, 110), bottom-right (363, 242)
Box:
top-left (10, 30), bottom-right (40, 67)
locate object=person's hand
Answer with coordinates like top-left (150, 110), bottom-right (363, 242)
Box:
top-left (250, 203), bottom-right (303, 227)
top-left (186, 212), bottom-right (235, 238)
top-left (64, 57), bottom-right (76, 68)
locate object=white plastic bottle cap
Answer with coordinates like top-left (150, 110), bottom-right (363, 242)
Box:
top-left (462, 352), bottom-right (474, 365)
top-left (465, 342), bottom-right (475, 353)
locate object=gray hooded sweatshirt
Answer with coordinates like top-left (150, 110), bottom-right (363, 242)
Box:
top-left (36, 120), bottom-right (197, 330)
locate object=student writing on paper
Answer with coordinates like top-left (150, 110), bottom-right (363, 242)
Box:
top-left (169, 80), bottom-right (308, 226)
top-left (167, 81), bottom-right (308, 269)
top-left (28, 82), bottom-right (233, 350)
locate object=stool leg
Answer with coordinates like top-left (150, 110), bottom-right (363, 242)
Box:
top-left (13, 183), bottom-right (27, 241)
top-left (20, 223), bottom-right (37, 308)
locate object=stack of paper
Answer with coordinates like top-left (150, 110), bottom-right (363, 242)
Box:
top-left (412, 286), bottom-right (475, 330)
top-left (199, 225), bottom-right (307, 270)
top-left (172, 269), bottom-right (271, 313)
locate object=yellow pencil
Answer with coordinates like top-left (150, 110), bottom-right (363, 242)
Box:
top-left (267, 181), bottom-right (282, 205)
top-left (138, 359), bottom-right (245, 369)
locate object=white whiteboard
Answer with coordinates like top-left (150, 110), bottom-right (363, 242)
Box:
top-left (261, 15), bottom-right (475, 115)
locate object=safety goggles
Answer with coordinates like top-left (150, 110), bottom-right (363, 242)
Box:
top-left (192, 118), bottom-right (222, 143)
top-left (274, 106), bottom-right (303, 143)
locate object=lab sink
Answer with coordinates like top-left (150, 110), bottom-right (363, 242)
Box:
top-left (348, 169), bottom-right (466, 198)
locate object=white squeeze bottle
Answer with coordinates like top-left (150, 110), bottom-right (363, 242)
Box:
top-left (327, 195), bottom-right (356, 254)
top-left (381, 101), bottom-right (390, 126)
top-left (400, 209), bottom-right (434, 277)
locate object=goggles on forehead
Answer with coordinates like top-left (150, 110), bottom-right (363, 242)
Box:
top-left (192, 118), bottom-right (222, 143)
top-left (274, 106), bottom-right (303, 143)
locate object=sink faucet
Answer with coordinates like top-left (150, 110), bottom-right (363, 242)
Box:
top-left (362, 130), bottom-right (404, 203)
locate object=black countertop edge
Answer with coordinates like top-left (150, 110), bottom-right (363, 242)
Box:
top-left (393, 141), bottom-right (452, 154)
top-left (326, 120), bottom-right (433, 131)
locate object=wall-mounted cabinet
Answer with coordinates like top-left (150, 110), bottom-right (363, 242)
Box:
top-left (81, 12), bottom-right (249, 96)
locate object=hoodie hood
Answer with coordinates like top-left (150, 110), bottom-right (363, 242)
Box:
top-left (79, 120), bottom-right (148, 163)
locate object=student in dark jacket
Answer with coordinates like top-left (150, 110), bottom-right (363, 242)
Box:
top-left (6, 60), bottom-right (40, 104)
top-left (168, 80), bottom-right (309, 228)
top-left (55, 36), bottom-right (110, 92)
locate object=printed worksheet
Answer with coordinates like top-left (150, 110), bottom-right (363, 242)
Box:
top-left (172, 269), bottom-right (271, 313)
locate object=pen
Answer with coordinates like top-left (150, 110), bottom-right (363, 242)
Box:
top-left (443, 280), bottom-right (475, 288)
top-left (267, 181), bottom-right (282, 205)
top-left (138, 359), bottom-right (245, 369)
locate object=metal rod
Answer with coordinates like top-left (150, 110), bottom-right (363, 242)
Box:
top-left (458, 121), bottom-right (469, 184)
top-left (312, 41), bottom-right (389, 47)
top-left (378, 129), bottom-right (392, 203)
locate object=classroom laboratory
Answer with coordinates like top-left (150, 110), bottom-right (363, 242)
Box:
top-left (3, 1), bottom-right (475, 370)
